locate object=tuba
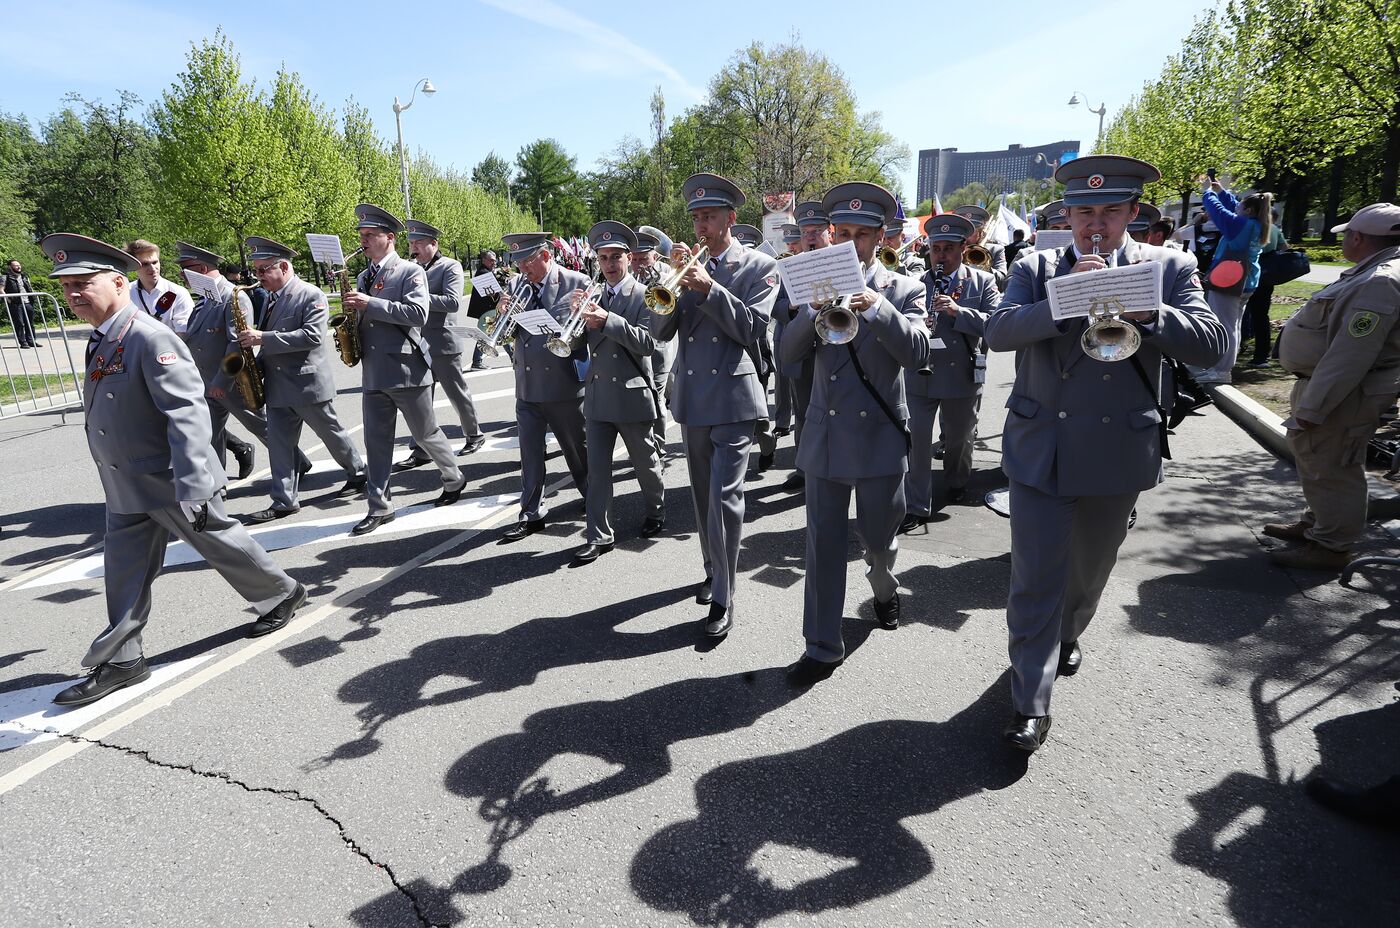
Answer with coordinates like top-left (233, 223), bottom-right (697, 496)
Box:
top-left (645, 238), bottom-right (709, 315)
top-left (221, 285), bottom-right (266, 410)
top-left (327, 246), bottom-right (365, 367)
top-left (1079, 233), bottom-right (1141, 362)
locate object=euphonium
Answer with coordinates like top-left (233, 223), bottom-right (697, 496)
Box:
top-left (327, 246), bottom-right (366, 367)
top-left (1079, 233), bottom-right (1141, 362)
top-left (814, 292), bottom-right (859, 345)
top-left (645, 238), bottom-right (709, 315)
top-left (221, 285), bottom-right (265, 410)
top-left (548, 273), bottom-right (604, 357)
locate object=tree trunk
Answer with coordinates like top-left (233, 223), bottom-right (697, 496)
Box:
top-left (1382, 112), bottom-right (1400, 204)
top-left (1321, 156), bottom-right (1345, 246)
top-left (1283, 175), bottom-right (1308, 242)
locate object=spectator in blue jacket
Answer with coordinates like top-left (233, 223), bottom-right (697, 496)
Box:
top-left (1190, 180), bottom-right (1273, 384)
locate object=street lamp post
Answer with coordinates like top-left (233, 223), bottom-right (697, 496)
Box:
top-left (393, 78), bottom-right (437, 219)
top-left (1067, 91), bottom-right (1107, 146)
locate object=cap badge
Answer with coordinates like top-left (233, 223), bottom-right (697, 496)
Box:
top-left (1058, 207), bottom-right (1069, 216)
top-left (54, 250), bottom-right (66, 262)
top-left (849, 199), bottom-right (862, 210)
top-left (601, 231), bottom-right (611, 241)
top-left (693, 187), bottom-right (706, 199)
top-left (805, 209), bottom-right (814, 217)
top-left (1087, 174), bottom-right (1105, 189)
top-left (940, 224), bottom-right (950, 232)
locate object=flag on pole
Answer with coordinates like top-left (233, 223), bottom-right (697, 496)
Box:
top-left (998, 201), bottom-right (1031, 243)
top-left (932, 192), bottom-right (944, 215)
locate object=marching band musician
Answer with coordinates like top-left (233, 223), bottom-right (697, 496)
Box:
top-left (572, 221), bottom-right (666, 564)
top-left (1040, 200), bottom-right (1071, 232)
top-left (1127, 203), bottom-right (1162, 243)
top-left (732, 221), bottom-right (780, 472)
top-left (44, 234), bottom-right (306, 707)
top-left (954, 205), bottom-right (1009, 288)
top-left (237, 236), bottom-right (366, 523)
top-left (633, 228), bottom-right (675, 459)
top-left (498, 232), bottom-right (592, 541)
top-left (882, 220), bottom-right (926, 277)
top-left (772, 223), bottom-right (804, 442)
top-left (773, 201), bottom-right (833, 493)
top-left (731, 224), bottom-right (764, 248)
top-left (344, 203), bottom-right (467, 536)
top-left (652, 173), bottom-right (778, 639)
top-left (393, 219), bottom-right (487, 470)
top-left (986, 155), bottom-right (1226, 752)
top-left (176, 241), bottom-right (310, 483)
top-left (902, 213), bottom-right (999, 532)
top-left (779, 182), bottom-right (930, 687)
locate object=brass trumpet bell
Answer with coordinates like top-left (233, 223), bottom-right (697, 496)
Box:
top-left (1079, 299), bottom-right (1141, 362)
top-left (815, 296), bottom-right (859, 345)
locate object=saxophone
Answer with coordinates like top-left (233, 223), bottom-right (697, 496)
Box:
top-left (221, 285), bottom-right (266, 410)
top-left (327, 246), bottom-right (365, 367)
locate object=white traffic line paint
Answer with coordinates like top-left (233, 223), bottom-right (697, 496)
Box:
top-left (0, 655), bottom-right (214, 751)
top-left (17, 493), bottom-right (525, 591)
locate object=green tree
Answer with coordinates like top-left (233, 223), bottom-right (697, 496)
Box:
top-left (512, 139), bottom-right (591, 235)
top-left (267, 69), bottom-right (354, 242)
top-left (471, 152), bottom-right (513, 200)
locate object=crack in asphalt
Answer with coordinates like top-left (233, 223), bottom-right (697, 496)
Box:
top-left (16, 722), bottom-right (445, 928)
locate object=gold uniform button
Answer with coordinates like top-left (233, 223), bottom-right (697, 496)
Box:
top-left (711, 336), bottom-right (718, 342)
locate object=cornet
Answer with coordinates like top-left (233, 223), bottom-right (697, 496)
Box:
top-left (547, 275), bottom-right (604, 357)
top-left (645, 238), bottom-right (709, 315)
top-left (1079, 233), bottom-right (1142, 362)
top-left (814, 292), bottom-right (860, 345)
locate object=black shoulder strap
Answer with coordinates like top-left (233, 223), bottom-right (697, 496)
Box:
top-left (1127, 353), bottom-right (1172, 461)
top-left (845, 343), bottom-right (912, 453)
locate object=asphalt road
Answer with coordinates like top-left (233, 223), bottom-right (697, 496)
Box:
top-left (1, 328), bottom-right (1397, 928)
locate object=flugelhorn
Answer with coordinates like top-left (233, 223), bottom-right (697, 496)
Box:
top-left (645, 238), bottom-right (709, 315)
top-left (548, 274), bottom-right (604, 357)
top-left (1079, 233), bottom-right (1141, 362)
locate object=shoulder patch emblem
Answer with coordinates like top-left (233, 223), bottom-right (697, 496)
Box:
top-left (765, 275), bottom-right (778, 287)
top-left (157, 351), bottom-right (178, 365)
top-left (1349, 310), bottom-right (1379, 338)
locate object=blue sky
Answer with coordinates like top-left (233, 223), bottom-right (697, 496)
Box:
top-left (1, 0), bottom-right (1214, 205)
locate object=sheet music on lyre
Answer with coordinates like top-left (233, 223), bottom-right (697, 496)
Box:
top-left (511, 309), bottom-right (563, 336)
top-left (471, 272), bottom-right (502, 296)
top-left (775, 240), bottom-right (865, 306)
top-left (1033, 230), bottom-right (1075, 251)
top-left (305, 233), bottom-right (347, 266)
top-left (1045, 261), bottom-right (1162, 321)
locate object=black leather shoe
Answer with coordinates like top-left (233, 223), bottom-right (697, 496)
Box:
top-left (573, 542), bottom-right (613, 564)
top-left (1057, 641), bottom-right (1082, 677)
top-left (947, 487), bottom-right (968, 504)
top-left (1003, 713), bottom-right (1052, 753)
top-left (774, 426), bottom-right (792, 438)
top-left (758, 451), bottom-right (775, 473)
top-left (639, 517), bottom-right (666, 538)
top-left (231, 443), bottom-right (256, 480)
top-left (1306, 774), bottom-right (1400, 829)
top-left (352, 512), bottom-right (395, 536)
top-left (296, 458), bottom-right (313, 479)
top-left (786, 655), bottom-right (842, 688)
top-left (248, 582), bottom-right (308, 637)
top-left (502, 519), bottom-right (545, 542)
top-left (703, 602), bottom-right (733, 638)
top-left (458, 436), bottom-right (487, 456)
top-left (782, 471), bottom-right (805, 492)
top-left (932, 442), bottom-right (945, 461)
top-left (435, 480), bottom-right (468, 507)
top-left (898, 514), bottom-right (927, 534)
top-left (874, 593), bottom-right (901, 629)
top-left (392, 454), bottom-right (432, 473)
top-left (54, 658), bottom-right (151, 707)
top-left (336, 475), bottom-right (368, 498)
top-left (246, 506), bottom-right (298, 524)
top-left (695, 578), bottom-right (713, 605)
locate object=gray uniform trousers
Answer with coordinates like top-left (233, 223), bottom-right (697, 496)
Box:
top-left (906, 394), bottom-right (980, 515)
top-left (518, 399), bottom-right (589, 522)
top-left (208, 397), bottom-right (309, 474)
top-left (408, 355), bottom-right (483, 455)
top-left (774, 372), bottom-right (794, 431)
top-left (1006, 481), bottom-right (1138, 716)
top-left (585, 419), bottom-right (664, 544)
top-left (363, 387), bottom-right (462, 517)
top-left (267, 401), bottom-right (365, 510)
top-left (682, 421), bottom-right (755, 609)
top-left (89, 494), bottom-right (295, 666)
top-left (803, 472), bottom-right (905, 663)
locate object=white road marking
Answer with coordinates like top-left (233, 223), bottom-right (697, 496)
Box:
top-left (0, 655), bottom-right (213, 751)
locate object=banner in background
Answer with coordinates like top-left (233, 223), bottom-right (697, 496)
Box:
top-left (761, 191), bottom-right (795, 252)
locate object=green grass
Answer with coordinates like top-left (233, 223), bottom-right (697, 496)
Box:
top-left (1, 372), bottom-right (80, 407)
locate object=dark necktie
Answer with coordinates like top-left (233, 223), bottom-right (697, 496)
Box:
top-left (264, 293), bottom-right (277, 320)
top-left (362, 264), bottom-right (379, 294)
top-left (85, 331), bottom-right (102, 367)
top-left (602, 287), bottom-right (614, 309)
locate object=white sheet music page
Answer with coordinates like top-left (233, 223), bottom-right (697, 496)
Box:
top-left (776, 240), bottom-right (865, 306)
top-left (305, 234), bottom-right (347, 266)
top-left (1045, 261), bottom-right (1162, 321)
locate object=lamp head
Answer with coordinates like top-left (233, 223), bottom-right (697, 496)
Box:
top-left (422, 79), bottom-right (437, 96)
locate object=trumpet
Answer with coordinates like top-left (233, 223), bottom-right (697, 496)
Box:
top-left (645, 238), bottom-right (709, 315)
top-left (547, 274), bottom-right (604, 357)
top-left (326, 246), bottom-right (366, 368)
top-left (814, 292), bottom-right (859, 345)
top-left (1079, 233), bottom-right (1142, 362)
top-left (878, 240), bottom-right (912, 270)
top-left (478, 280), bottom-right (529, 358)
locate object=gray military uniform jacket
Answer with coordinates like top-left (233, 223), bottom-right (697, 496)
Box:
top-left (356, 251), bottom-right (433, 392)
top-left (421, 253), bottom-right (466, 359)
top-left (986, 239), bottom-right (1227, 497)
top-left (781, 264), bottom-right (930, 479)
top-left (585, 274), bottom-right (659, 423)
top-left (911, 264), bottom-right (998, 400)
top-left (85, 305), bottom-right (224, 513)
top-left (650, 240), bottom-right (778, 426)
top-left (513, 263), bottom-right (593, 404)
top-left (771, 287), bottom-right (807, 381)
top-left (184, 277), bottom-right (255, 404)
top-left (257, 275), bottom-right (337, 408)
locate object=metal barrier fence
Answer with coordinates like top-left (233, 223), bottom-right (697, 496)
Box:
top-left (2, 291), bottom-right (83, 422)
